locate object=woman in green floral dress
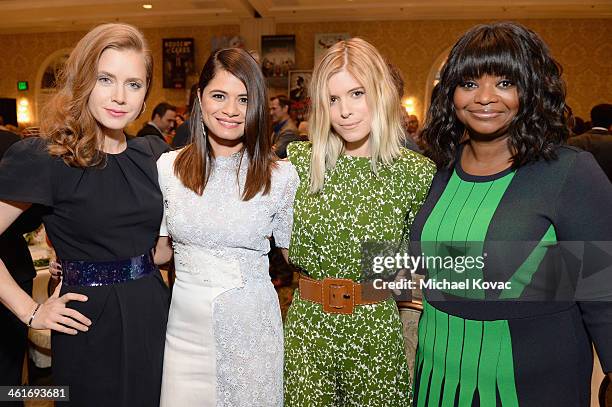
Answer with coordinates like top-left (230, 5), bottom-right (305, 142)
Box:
top-left (284, 38), bottom-right (435, 406)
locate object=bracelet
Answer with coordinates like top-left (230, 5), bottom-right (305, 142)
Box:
top-left (27, 303), bottom-right (41, 328)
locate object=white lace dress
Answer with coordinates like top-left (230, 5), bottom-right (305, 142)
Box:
top-left (157, 150), bottom-right (299, 407)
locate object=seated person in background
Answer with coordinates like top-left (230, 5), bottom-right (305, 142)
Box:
top-left (405, 114), bottom-right (421, 144)
top-left (137, 102), bottom-right (176, 142)
top-left (568, 103), bottom-right (612, 182)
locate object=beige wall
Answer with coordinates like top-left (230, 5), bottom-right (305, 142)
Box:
top-left (0, 19), bottom-right (609, 134)
top-left (0, 24), bottom-right (240, 134)
top-left (278, 19), bottom-right (612, 121)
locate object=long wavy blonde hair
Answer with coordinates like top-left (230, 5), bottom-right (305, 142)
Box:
top-left (308, 37), bottom-right (404, 193)
top-left (41, 23), bottom-right (153, 167)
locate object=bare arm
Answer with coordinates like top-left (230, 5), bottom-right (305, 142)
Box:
top-left (281, 248), bottom-right (289, 264)
top-left (0, 200), bottom-right (36, 321)
top-left (154, 236), bottom-right (173, 265)
top-left (0, 200), bottom-right (90, 334)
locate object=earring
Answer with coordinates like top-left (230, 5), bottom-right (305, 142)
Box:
top-left (197, 91), bottom-right (207, 137)
top-left (200, 120), bottom-right (207, 137)
top-left (140, 102), bottom-right (146, 115)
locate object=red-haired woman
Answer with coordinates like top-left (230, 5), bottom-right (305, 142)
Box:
top-left (0, 24), bottom-right (169, 406)
top-left (154, 48), bottom-right (298, 407)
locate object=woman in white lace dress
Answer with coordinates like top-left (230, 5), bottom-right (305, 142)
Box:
top-left (154, 48), bottom-right (299, 407)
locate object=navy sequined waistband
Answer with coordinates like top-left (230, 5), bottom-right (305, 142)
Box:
top-left (61, 252), bottom-right (156, 287)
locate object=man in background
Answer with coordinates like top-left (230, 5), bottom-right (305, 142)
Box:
top-left (568, 103), bottom-right (612, 182)
top-left (269, 95), bottom-right (299, 158)
top-left (137, 102), bottom-right (176, 142)
top-left (406, 115), bottom-right (420, 142)
top-left (172, 85), bottom-right (198, 149)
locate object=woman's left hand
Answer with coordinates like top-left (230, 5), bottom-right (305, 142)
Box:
top-left (49, 260), bottom-right (62, 280)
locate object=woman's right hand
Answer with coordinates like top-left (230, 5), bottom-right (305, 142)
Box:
top-left (29, 281), bottom-right (91, 335)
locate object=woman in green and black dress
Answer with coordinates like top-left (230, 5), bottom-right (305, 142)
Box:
top-left (284, 38), bottom-right (435, 406)
top-left (411, 22), bottom-right (612, 406)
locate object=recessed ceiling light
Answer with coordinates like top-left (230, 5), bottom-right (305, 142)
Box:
top-left (143, 4), bottom-right (153, 9)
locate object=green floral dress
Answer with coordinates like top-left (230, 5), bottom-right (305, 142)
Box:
top-left (284, 141), bottom-right (435, 406)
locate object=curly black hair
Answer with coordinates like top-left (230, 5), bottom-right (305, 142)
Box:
top-left (422, 21), bottom-right (571, 169)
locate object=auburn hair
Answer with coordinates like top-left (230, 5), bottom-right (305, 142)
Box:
top-left (173, 48), bottom-right (276, 200)
top-left (41, 23), bottom-right (153, 167)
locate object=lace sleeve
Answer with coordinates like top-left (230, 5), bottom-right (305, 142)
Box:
top-left (159, 202), bottom-right (169, 237)
top-left (272, 163), bottom-right (299, 249)
top-left (156, 151), bottom-right (175, 237)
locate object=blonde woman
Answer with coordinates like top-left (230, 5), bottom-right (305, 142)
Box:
top-left (284, 38), bottom-right (435, 406)
top-left (0, 24), bottom-right (169, 406)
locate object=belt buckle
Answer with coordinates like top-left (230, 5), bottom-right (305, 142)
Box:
top-left (322, 278), bottom-right (355, 314)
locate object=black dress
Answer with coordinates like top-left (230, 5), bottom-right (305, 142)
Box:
top-left (0, 136), bottom-right (170, 407)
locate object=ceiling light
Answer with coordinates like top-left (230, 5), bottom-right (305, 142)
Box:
top-left (142, 4), bottom-right (153, 9)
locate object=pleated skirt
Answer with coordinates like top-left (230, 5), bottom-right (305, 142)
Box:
top-left (52, 270), bottom-right (170, 407)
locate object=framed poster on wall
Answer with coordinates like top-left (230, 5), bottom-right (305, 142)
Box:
top-left (261, 35), bottom-right (295, 89)
top-left (163, 38), bottom-right (195, 89)
top-left (288, 70), bottom-right (312, 123)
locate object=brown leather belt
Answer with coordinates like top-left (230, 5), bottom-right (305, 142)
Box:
top-left (298, 274), bottom-right (391, 314)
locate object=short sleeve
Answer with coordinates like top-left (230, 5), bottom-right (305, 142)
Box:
top-left (156, 151), bottom-right (177, 237)
top-left (286, 141), bottom-right (311, 181)
top-left (555, 151), bottom-right (612, 372)
top-left (398, 149), bottom-right (436, 226)
top-left (159, 203), bottom-right (169, 237)
top-left (272, 163), bottom-right (299, 249)
top-left (555, 151), bottom-right (612, 240)
top-left (0, 137), bottom-right (54, 206)
top-left (409, 157), bottom-right (436, 223)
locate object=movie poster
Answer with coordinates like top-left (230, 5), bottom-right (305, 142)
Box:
top-left (163, 38), bottom-right (195, 89)
top-left (288, 70), bottom-right (312, 123)
top-left (261, 35), bottom-right (295, 89)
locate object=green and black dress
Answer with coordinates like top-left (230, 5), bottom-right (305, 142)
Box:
top-left (410, 145), bottom-right (612, 407)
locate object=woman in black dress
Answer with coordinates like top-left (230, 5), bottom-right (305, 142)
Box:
top-left (0, 23), bottom-right (169, 406)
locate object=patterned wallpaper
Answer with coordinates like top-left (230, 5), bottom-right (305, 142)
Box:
top-left (0, 24), bottom-right (240, 134)
top-left (278, 19), bottom-right (612, 121)
top-left (0, 19), bottom-right (609, 132)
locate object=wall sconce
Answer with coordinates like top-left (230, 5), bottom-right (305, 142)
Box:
top-left (402, 97), bottom-right (416, 116)
top-left (17, 98), bottom-right (31, 124)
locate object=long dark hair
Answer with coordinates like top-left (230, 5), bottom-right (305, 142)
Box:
top-left (173, 48), bottom-right (276, 200)
top-left (422, 21), bottom-right (571, 169)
